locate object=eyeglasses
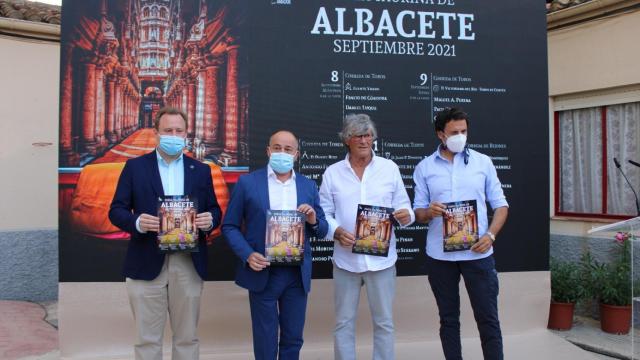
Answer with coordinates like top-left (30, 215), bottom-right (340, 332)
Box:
top-left (350, 133), bottom-right (373, 140)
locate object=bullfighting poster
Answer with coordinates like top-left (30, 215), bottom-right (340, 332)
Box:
top-left (353, 204), bottom-right (394, 257)
top-left (59, 0), bottom-right (549, 281)
top-left (265, 209), bottom-right (305, 265)
top-left (157, 196), bottom-right (199, 252)
top-left (443, 200), bottom-right (478, 252)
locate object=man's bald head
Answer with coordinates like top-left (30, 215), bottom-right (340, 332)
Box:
top-left (267, 130), bottom-right (299, 159)
top-left (269, 130), bottom-right (298, 148)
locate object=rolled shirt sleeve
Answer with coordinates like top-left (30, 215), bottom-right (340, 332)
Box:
top-left (484, 157), bottom-right (509, 210)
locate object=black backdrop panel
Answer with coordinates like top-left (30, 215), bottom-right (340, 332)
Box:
top-left (243, 0), bottom-right (549, 278)
top-left (59, 0), bottom-right (548, 281)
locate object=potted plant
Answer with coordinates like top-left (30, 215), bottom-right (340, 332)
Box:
top-left (548, 260), bottom-right (582, 330)
top-left (577, 232), bottom-right (636, 334)
top-left (594, 232), bottom-right (634, 334)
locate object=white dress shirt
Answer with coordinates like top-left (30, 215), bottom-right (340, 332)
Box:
top-left (319, 152), bottom-right (415, 273)
top-left (267, 164), bottom-right (297, 211)
top-left (412, 147), bottom-right (508, 261)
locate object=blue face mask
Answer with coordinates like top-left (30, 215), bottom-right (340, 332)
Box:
top-left (269, 152), bottom-right (295, 174)
top-left (158, 135), bottom-right (185, 156)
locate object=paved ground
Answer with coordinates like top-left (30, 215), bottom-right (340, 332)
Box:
top-left (0, 301), bottom-right (57, 360)
top-left (551, 316), bottom-right (640, 360)
top-left (1, 301), bottom-right (637, 359)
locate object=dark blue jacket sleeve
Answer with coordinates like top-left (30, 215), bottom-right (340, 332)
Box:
top-left (308, 181), bottom-right (329, 239)
top-left (222, 176), bottom-right (255, 263)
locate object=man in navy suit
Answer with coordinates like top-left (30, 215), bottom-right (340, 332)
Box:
top-left (109, 107), bottom-right (221, 360)
top-left (223, 130), bottom-right (328, 360)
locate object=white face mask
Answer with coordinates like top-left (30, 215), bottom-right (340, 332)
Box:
top-left (445, 133), bottom-right (467, 153)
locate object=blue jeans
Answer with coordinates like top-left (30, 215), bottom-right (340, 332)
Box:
top-left (249, 266), bottom-right (307, 360)
top-left (426, 255), bottom-right (503, 360)
top-left (333, 265), bottom-right (396, 360)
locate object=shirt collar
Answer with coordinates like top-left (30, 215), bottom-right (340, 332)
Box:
top-left (434, 144), bottom-right (468, 162)
top-left (344, 149), bottom-right (376, 170)
top-left (156, 149), bottom-right (184, 166)
top-left (267, 164), bottom-right (296, 181)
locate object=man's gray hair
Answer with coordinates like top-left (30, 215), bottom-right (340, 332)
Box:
top-left (338, 114), bottom-right (378, 143)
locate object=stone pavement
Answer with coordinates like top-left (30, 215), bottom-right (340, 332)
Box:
top-left (0, 301), bottom-right (57, 360)
top-left (551, 316), bottom-right (640, 360)
top-left (0, 301), bottom-right (637, 359)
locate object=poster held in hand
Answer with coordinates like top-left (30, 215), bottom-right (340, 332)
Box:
top-left (353, 204), bottom-right (395, 257)
top-left (266, 209), bottom-right (305, 265)
top-left (443, 200), bottom-right (478, 252)
top-left (158, 196), bottom-right (199, 252)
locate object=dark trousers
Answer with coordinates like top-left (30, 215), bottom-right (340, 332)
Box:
top-left (249, 266), bottom-right (307, 360)
top-left (426, 255), bottom-right (503, 360)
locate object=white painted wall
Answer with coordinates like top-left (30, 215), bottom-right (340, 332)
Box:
top-left (547, 9), bottom-right (640, 236)
top-left (548, 10), bottom-right (640, 96)
top-left (0, 35), bottom-right (59, 231)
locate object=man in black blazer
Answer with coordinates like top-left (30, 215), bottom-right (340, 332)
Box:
top-left (109, 107), bottom-right (221, 360)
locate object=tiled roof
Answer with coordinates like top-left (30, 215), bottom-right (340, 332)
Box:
top-left (0, 0), bottom-right (60, 25)
top-left (0, 0), bottom-right (617, 28)
top-left (547, 0), bottom-right (594, 13)
top-left (0, 0), bottom-right (598, 25)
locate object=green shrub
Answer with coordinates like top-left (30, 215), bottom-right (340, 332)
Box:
top-left (550, 260), bottom-right (583, 303)
top-left (578, 234), bottom-right (632, 307)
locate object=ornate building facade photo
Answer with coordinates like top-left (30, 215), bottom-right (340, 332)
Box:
top-left (59, 0), bottom-right (248, 168)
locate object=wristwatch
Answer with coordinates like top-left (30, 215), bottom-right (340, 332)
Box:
top-left (486, 231), bottom-right (496, 243)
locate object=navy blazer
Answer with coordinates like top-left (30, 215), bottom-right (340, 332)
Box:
top-left (109, 151), bottom-right (222, 280)
top-left (222, 167), bottom-right (328, 293)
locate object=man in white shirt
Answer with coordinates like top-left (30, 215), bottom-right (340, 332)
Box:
top-left (413, 107), bottom-right (508, 360)
top-left (319, 114), bottom-right (415, 360)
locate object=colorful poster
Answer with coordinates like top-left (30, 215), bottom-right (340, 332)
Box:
top-left (58, 0), bottom-right (245, 281)
top-left (353, 204), bottom-right (395, 257)
top-left (265, 210), bottom-right (305, 265)
top-left (443, 200), bottom-right (479, 252)
top-left (59, 0), bottom-right (549, 281)
top-left (158, 196), bottom-right (199, 252)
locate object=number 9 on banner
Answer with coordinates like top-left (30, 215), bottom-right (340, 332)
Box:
top-left (420, 73), bottom-right (428, 86)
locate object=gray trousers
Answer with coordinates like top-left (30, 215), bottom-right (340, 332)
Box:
top-left (333, 265), bottom-right (396, 360)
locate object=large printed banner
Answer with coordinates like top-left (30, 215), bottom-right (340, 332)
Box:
top-left (59, 0), bottom-right (548, 281)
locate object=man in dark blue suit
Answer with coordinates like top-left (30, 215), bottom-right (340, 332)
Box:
top-left (109, 107), bottom-right (221, 360)
top-left (223, 130), bottom-right (328, 360)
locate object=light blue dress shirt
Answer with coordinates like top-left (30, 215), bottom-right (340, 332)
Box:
top-left (156, 151), bottom-right (184, 196)
top-left (413, 147), bottom-right (508, 261)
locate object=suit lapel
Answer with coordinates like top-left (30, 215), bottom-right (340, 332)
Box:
top-left (146, 151), bottom-right (164, 198)
top-left (295, 171), bottom-right (305, 206)
top-left (183, 156), bottom-right (194, 197)
top-left (259, 168), bottom-right (270, 210)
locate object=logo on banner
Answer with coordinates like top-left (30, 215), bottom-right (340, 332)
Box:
top-left (271, 0), bottom-right (291, 5)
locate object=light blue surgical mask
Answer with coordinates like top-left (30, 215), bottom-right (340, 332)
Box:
top-left (158, 135), bottom-right (185, 156)
top-left (269, 152), bottom-right (295, 174)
